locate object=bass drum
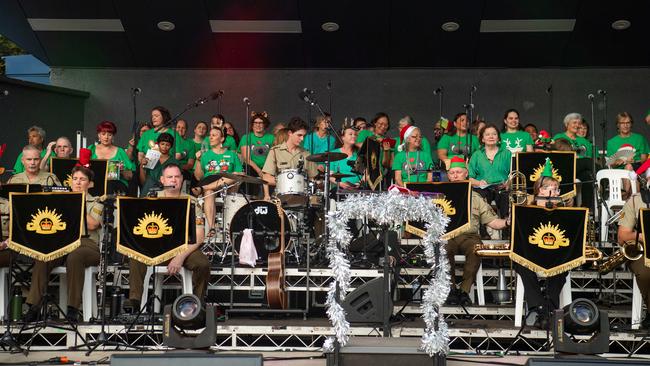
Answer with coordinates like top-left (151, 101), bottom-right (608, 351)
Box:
top-left (230, 201), bottom-right (296, 259)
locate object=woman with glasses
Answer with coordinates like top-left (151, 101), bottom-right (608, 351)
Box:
top-left (516, 161), bottom-right (570, 330)
top-left (606, 112), bottom-right (649, 170)
top-left (392, 125), bottom-right (432, 187)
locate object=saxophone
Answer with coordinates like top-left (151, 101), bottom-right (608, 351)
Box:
top-left (598, 240), bottom-right (644, 274)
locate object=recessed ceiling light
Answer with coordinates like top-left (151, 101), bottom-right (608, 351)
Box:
top-left (611, 19), bottom-right (631, 31)
top-left (441, 21), bottom-right (460, 32)
top-left (157, 21), bottom-right (175, 31)
top-left (322, 22), bottom-right (339, 32)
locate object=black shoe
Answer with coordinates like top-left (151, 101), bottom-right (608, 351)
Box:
top-left (66, 306), bottom-right (80, 323)
top-left (458, 291), bottom-right (473, 306)
top-left (445, 288), bottom-right (459, 306)
top-left (22, 305), bottom-right (41, 323)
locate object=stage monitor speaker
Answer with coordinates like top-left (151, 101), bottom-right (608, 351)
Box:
top-left (111, 353), bottom-right (263, 366)
top-left (341, 277), bottom-right (392, 323)
top-left (526, 358), bottom-right (650, 366)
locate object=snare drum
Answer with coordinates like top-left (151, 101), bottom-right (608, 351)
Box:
top-left (276, 169), bottom-right (308, 207)
top-left (229, 200), bottom-right (297, 259)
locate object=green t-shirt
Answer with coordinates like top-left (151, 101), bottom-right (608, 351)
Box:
top-left (238, 132), bottom-right (274, 169)
top-left (501, 130), bottom-right (533, 154)
top-left (136, 127), bottom-right (183, 156)
top-left (88, 144), bottom-right (135, 187)
top-left (468, 147), bottom-right (512, 184)
top-left (12, 149), bottom-right (47, 174)
top-left (329, 148), bottom-right (360, 184)
top-left (606, 133), bottom-right (650, 163)
top-left (553, 132), bottom-right (593, 159)
top-left (174, 136), bottom-right (196, 166)
top-left (303, 132), bottom-right (336, 154)
top-left (199, 149), bottom-right (243, 176)
top-left (392, 150), bottom-right (434, 183)
top-left (437, 133), bottom-right (480, 159)
top-left (203, 135), bottom-right (237, 153)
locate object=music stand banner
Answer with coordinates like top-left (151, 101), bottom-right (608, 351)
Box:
top-left (405, 181), bottom-right (471, 240)
top-left (639, 208), bottom-right (650, 268)
top-left (9, 192), bottom-right (84, 262)
top-left (510, 204), bottom-right (588, 276)
top-left (515, 151), bottom-right (576, 200)
top-left (51, 157), bottom-right (108, 197)
top-left (359, 138), bottom-right (382, 191)
top-left (117, 197), bottom-right (190, 266)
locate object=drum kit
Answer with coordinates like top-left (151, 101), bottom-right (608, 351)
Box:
top-left (196, 152), bottom-right (353, 265)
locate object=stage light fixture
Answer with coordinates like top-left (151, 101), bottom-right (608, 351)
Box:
top-left (322, 22), bottom-right (339, 32)
top-left (441, 21), bottom-right (460, 32)
top-left (611, 20), bottom-right (631, 31)
top-left (163, 294), bottom-right (216, 349)
top-left (157, 21), bottom-right (175, 31)
top-left (552, 298), bottom-right (609, 355)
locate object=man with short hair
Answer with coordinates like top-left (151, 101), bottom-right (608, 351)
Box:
top-left (13, 126), bottom-right (47, 174)
top-left (445, 156), bottom-right (508, 305)
top-left (262, 117), bottom-right (319, 200)
top-left (8, 145), bottom-right (60, 185)
top-left (40, 136), bottom-right (74, 171)
top-left (126, 163), bottom-right (209, 307)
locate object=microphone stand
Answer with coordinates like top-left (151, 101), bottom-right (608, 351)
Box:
top-left (129, 88), bottom-right (141, 196)
top-left (434, 87), bottom-right (444, 119)
top-left (243, 99), bottom-right (251, 195)
top-left (588, 95), bottom-right (600, 234)
top-left (546, 86), bottom-right (553, 135)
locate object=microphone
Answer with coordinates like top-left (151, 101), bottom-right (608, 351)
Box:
top-left (243, 97), bottom-right (251, 106)
top-left (587, 93), bottom-right (595, 101)
top-left (131, 87), bottom-right (142, 95)
top-left (546, 85), bottom-right (552, 94)
top-left (471, 85), bottom-right (478, 93)
top-left (598, 89), bottom-right (607, 95)
top-left (210, 90), bottom-right (224, 99)
top-left (0, 90), bottom-right (8, 98)
top-left (463, 103), bottom-right (475, 110)
top-left (298, 90), bottom-right (312, 103)
top-left (433, 87), bottom-right (443, 95)
top-left (302, 87), bottom-right (315, 95)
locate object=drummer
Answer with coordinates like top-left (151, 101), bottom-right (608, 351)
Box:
top-left (262, 117), bottom-right (319, 200)
top-left (194, 126), bottom-right (243, 237)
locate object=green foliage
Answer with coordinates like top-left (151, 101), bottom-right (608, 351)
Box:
top-left (0, 34), bottom-right (26, 74)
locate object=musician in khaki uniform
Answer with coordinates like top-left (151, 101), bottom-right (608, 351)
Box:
top-left (445, 156), bottom-right (508, 306)
top-left (126, 163), bottom-right (209, 307)
top-left (0, 196), bottom-right (10, 267)
top-left (23, 164), bottom-right (103, 322)
top-left (8, 145), bottom-right (60, 185)
top-left (262, 118), bottom-right (319, 200)
top-left (617, 191), bottom-right (650, 329)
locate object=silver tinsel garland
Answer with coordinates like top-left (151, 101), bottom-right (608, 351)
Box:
top-left (324, 190), bottom-right (450, 356)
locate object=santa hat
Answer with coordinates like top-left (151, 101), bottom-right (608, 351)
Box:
top-left (449, 156), bottom-right (466, 170)
top-left (398, 125), bottom-right (418, 152)
top-left (76, 148), bottom-right (92, 168)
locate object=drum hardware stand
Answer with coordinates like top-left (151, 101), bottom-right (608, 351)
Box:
top-left (196, 181), bottom-right (242, 263)
top-left (0, 253), bottom-right (26, 355)
top-left (78, 196), bottom-right (143, 355)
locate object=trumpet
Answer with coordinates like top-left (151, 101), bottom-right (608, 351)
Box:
top-left (598, 240), bottom-right (644, 274)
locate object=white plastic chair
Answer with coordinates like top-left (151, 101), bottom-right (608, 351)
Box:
top-left (632, 276), bottom-right (643, 330)
top-left (0, 268), bottom-right (9, 320)
top-left (453, 255), bottom-right (485, 306)
top-left (514, 272), bottom-right (572, 327)
top-left (140, 266), bottom-right (192, 313)
top-left (597, 169), bottom-right (637, 242)
top-left (52, 266), bottom-right (98, 321)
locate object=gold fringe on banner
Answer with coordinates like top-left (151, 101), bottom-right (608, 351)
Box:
top-left (8, 239), bottom-right (81, 262)
top-left (509, 252), bottom-right (585, 277)
top-left (406, 221), bottom-right (470, 241)
top-left (116, 243), bottom-right (189, 266)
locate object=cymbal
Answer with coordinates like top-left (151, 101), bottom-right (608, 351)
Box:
top-left (330, 173), bottom-right (354, 180)
top-left (306, 152), bottom-right (347, 163)
top-left (198, 172), bottom-right (267, 186)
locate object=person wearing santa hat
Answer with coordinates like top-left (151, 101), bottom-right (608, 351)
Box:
top-left (392, 125), bottom-right (433, 187)
top-left (394, 116), bottom-right (433, 156)
top-left (444, 156), bottom-right (509, 306)
top-left (22, 149), bottom-right (104, 323)
top-left (606, 112), bottom-right (649, 170)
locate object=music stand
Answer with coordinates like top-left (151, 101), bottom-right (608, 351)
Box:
top-left (8, 192), bottom-right (89, 354)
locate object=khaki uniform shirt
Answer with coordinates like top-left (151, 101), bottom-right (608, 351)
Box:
top-left (0, 198), bottom-right (7, 239)
top-left (464, 190), bottom-right (499, 235)
top-left (262, 143), bottom-right (319, 179)
top-left (85, 194), bottom-right (104, 244)
top-left (156, 191), bottom-right (205, 231)
top-left (618, 193), bottom-right (648, 231)
top-left (8, 171), bottom-right (61, 185)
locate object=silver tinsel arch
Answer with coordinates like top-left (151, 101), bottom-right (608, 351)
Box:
top-left (323, 190), bottom-right (451, 356)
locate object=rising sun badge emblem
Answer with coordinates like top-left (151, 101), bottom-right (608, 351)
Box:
top-left (529, 162), bottom-right (562, 183)
top-left (63, 174), bottom-right (73, 187)
top-left (133, 212), bottom-right (173, 239)
top-left (26, 207), bottom-right (67, 234)
top-left (432, 198), bottom-right (456, 216)
top-left (528, 221), bottom-right (570, 250)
